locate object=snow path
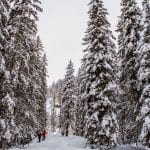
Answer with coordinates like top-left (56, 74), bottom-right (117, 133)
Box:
top-left (10, 134), bottom-right (93, 150)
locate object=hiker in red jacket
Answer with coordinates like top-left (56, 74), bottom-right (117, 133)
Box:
top-left (42, 130), bottom-right (47, 140)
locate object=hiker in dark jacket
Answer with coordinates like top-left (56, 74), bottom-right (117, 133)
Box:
top-left (37, 131), bottom-right (42, 142)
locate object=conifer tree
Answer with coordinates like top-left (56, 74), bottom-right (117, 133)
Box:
top-left (0, 0), bottom-right (16, 142)
top-left (82, 0), bottom-right (118, 148)
top-left (136, 0), bottom-right (150, 146)
top-left (74, 61), bottom-right (87, 136)
top-left (0, 0), bottom-right (9, 50)
top-left (0, 0), bottom-right (47, 145)
top-left (5, 0), bottom-right (46, 137)
top-left (60, 60), bottom-right (75, 136)
top-left (116, 0), bottom-right (142, 144)
top-left (9, 0), bottom-right (43, 136)
top-left (74, 68), bottom-right (83, 136)
top-left (33, 38), bottom-right (47, 130)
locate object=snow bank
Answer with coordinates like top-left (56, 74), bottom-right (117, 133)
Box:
top-left (111, 145), bottom-right (149, 150)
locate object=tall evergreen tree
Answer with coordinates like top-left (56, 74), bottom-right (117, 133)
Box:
top-left (82, 0), bottom-right (118, 148)
top-left (60, 60), bottom-right (75, 136)
top-left (74, 68), bottom-right (83, 136)
top-left (136, 0), bottom-right (150, 146)
top-left (8, 0), bottom-right (44, 137)
top-left (35, 38), bottom-right (48, 130)
top-left (116, 0), bottom-right (142, 144)
top-left (0, 0), bottom-right (16, 142)
top-left (0, 0), bottom-right (9, 50)
top-left (74, 60), bottom-right (87, 137)
top-left (0, 0), bottom-right (47, 143)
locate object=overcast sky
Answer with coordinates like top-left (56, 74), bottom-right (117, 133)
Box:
top-left (37, 0), bottom-right (142, 85)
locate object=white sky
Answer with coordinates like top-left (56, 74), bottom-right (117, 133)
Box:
top-left (37, 0), bottom-right (142, 85)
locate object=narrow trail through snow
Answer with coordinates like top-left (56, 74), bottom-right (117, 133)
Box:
top-left (10, 134), bottom-right (92, 150)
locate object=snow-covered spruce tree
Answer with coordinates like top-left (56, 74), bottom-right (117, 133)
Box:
top-left (116, 0), bottom-right (142, 144)
top-left (60, 60), bottom-right (76, 136)
top-left (39, 53), bottom-right (48, 128)
top-left (74, 61), bottom-right (87, 136)
top-left (74, 68), bottom-right (82, 136)
top-left (136, 0), bottom-right (150, 146)
top-left (0, 0), bottom-right (9, 50)
top-left (82, 0), bottom-right (118, 148)
top-left (6, 0), bottom-right (45, 138)
top-left (0, 0), bottom-right (16, 143)
top-left (29, 37), bottom-right (47, 132)
top-left (0, 0), bottom-right (47, 144)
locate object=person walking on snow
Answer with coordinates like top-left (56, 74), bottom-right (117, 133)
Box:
top-left (42, 130), bottom-right (47, 140)
top-left (37, 130), bottom-right (42, 142)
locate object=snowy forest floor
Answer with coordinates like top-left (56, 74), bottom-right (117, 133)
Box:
top-left (6, 133), bottom-right (150, 150)
top-left (9, 134), bottom-right (92, 150)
